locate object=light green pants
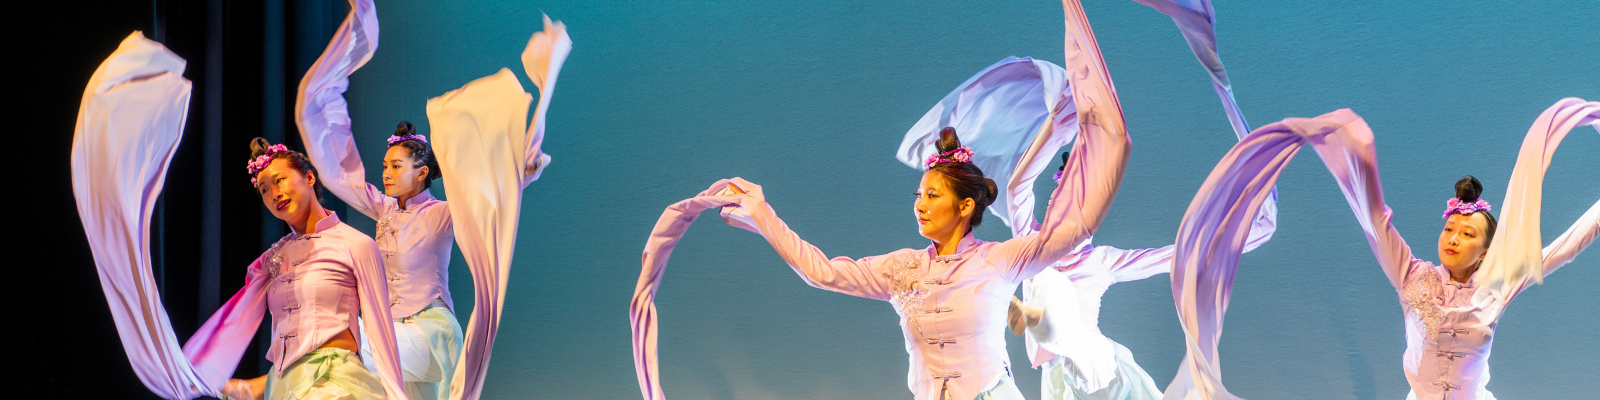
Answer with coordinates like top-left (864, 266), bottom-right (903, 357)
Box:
top-left (398, 305), bottom-right (463, 400)
top-left (264, 347), bottom-right (387, 400)
top-left (360, 301), bottom-right (464, 400)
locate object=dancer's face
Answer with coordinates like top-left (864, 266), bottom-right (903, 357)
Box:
top-left (915, 171), bottom-right (974, 242)
top-left (1437, 213), bottom-right (1490, 272)
top-left (255, 158), bottom-right (319, 227)
top-left (381, 146), bottom-right (428, 199)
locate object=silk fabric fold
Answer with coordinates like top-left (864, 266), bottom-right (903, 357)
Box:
top-left (428, 19), bottom-right (570, 399)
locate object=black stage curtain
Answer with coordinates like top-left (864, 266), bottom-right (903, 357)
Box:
top-left (17, 0), bottom-right (345, 398)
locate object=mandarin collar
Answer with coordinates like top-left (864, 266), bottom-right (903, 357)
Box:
top-left (1433, 263), bottom-right (1477, 288)
top-left (929, 231), bottom-right (980, 260)
top-left (289, 209), bottom-right (341, 236)
top-left (401, 189), bottom-right (436, 211)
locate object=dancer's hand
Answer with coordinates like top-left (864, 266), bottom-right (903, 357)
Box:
top-left (220, 377), bottom-right (264, 400)
top-left (1008, 297), bottom-right (1042, 336)
top-left (710, 178), bottom-right (764, 233)
top-left (719, 177), bottom-right (765, 202)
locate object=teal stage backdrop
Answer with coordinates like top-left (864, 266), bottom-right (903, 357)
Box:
top-left (342, 1), bottom-right (1597, 398)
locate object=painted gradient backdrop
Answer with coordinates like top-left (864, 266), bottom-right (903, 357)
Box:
top-left (342, 1), bottom-right (1599, 398)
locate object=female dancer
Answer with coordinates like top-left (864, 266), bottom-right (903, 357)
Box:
top-left (1330, 105), bottom-right (1599, 400)
top-left (220, 139), bottom-right (410, 400)
top-left (895, 1), bottom-right (1272, 398)
top-left (319, 120), bottom-right (466, 400)
top-left (72, 30), bottom-right (406, 400)
top-left (1159, 99), bottom-right (1598, 400)
top-left (730, 121), bottom-right (1125, 400)
top-left (630, 1), bottom-right (1128, 398)
top-left (636, 36), bottom-right (1126, 400)
top-left (292, 1), bottom-right (570, 398)
top-left (897, 58), bottom-right (1271, 399)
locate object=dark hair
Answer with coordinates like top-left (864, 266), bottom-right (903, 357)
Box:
top-left (388, 121), bottom-right (442, 189)
top-left (1454, 175), bottom-right (1497, 248)
top-left (928, 127), bottom-right (998, 229)
top-left (1058, 150), bottom-right (1070, 172)
top-left (249, 137), bottom-right (324, 202)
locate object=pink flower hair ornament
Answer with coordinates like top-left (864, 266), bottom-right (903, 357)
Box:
top-left (1442, 197), bottom-right (1492, 219)
top-left (247, 144), bottom-right (290, 186)
top-left (924, 146), bottom-right (974, 168)
top-left (387, 134), bottom-right (428, 145)
top-left (1052, 171), bottom-right (1064, 183)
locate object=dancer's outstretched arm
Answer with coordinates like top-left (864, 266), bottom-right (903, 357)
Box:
top-left (714, 178), bottom-right (896, 301)
top-left (986, 0), bottom-right (1134, 283)
top-left (1320, 127), bottom-right (1423, 290)
top-left (1543, 200), bottom-right (1600, 276)
top-left (1053, 197), bottom-right (1274, 283)
top-left (294, 0), bottom-right (385, 220)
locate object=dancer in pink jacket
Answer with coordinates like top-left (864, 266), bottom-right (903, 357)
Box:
top-left (72, 32), bottom-right (406, 400)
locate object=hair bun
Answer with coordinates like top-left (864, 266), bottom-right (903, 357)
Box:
top-left (935, 127), bottom-right (963, 153)
top-left (980, 178), bottom-right (998, 207)
top-left (1454, 175), bottom-right (1483, 203)
top-left (249, 137), bottom-right (272, 158)
top-left (394, 121), bottom-right (416, 137)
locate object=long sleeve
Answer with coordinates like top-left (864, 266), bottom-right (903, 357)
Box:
top-left (1029, 194), bottom-right (1271, 321)
top-left (1543, 200), bottom-right (1600, 276)
top-left (181, 259), bottom-right (269, 390)
top-left (71, 32), bottom-right (225, 399)
top-left (982, 0), bottom-right (1132, 283)
top-left (1078, 245), bottom-right (1175, 283)
top-left (295, 0), bottom-right (387, 220)
top-left (518, 15), bottom-right (570, 187)
top-left (421, 18), bottom-right (568, 400)
top-left (349, 236), bottom-right (408, 399)
top-left (428, 71), bottom-right (528, 400)
top-left (1129, 0), bottom-right (1250, 139)
top-left (720, 178), bottom-right (897, 301)
top-left (1480, 98), bottom-right (1600, 289)
top-left (631, 184), bottom-right (760, 400)
top-left (1165, 109), bottom-right (1372, 400)
top-left (1107, 0), bottom-right (1273, 284)
top-left (1319, 123), bottom-right (1423, 291)
top-left (1078, 193), bottom-right (1274, 283)
top-left (424, 46), bottom-right (549, 399)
